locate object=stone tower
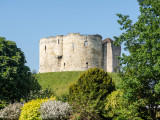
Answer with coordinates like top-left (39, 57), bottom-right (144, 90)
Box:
top-left (39, 33), bottom-right (121, 73)
top-left (102, 38), bottom-right (121, 72)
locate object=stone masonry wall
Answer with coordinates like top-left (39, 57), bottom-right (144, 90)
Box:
top-left (39, 33), bottom-right (121, 73)
top-left (39, 33), bottom-right (102, 73)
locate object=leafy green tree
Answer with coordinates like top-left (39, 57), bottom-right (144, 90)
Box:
top-left (0, 37), bottom-right (41, 102)
top-left (114, 0), bottom-right (160, 119)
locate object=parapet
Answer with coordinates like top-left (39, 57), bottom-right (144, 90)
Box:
top-left (67, 33), bottom-right (81, 36)
top-left (66, 33), bottom-right (102, 39)
top-left (88, 34), bottom-right (102, 39)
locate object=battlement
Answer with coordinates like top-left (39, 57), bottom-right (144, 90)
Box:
top-left (39, 33), bottom-right (121, 73)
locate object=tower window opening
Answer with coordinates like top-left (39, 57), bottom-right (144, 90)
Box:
top-left (64, 63), bottom-right (65, 66)
top-left (64, 62), bottom-right (65, 69)
top-left (58, 39), bottom-right (59, 44)
top-left (86, 62), bottom-right (88, 68)
top-left (84, 41), bottom-right (87, 47)
top-left (45, 45), bottom-right (46, 53)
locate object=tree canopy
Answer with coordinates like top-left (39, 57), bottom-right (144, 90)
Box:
top-left (114, 0), bottom-right (160, 119)
top-left (0, 37), bottom-right (41, 102)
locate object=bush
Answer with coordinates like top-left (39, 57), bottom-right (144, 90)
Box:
top-left (69, 100), bottom-right (102, 120)
top-left (0, 100), bottom-right (8, 109)
top-left (19, 97), bottom-right (55, 120)
top-left (56, 94), bottom-right (68, 102)
top-left (105, 90), bottom-right (124, 118)
top-left (40, 100), bottom-right (71, 120)
top-left (0, 103), bottom-right (23, 120)
top-left (105, 90), bottom-right (148, 120)
top-left (68, 68), bottom-right (115, 118)
top-left (26, 88), bottom-right (55, 102)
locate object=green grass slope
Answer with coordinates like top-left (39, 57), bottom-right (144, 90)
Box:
top-left (36, 71), bottom-right (121, 96)
top-left (36, 71), bottom-right (84, 96)
top-left (108, 72), bottom-right (121, 89)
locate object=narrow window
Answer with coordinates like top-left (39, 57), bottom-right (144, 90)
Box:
top-left (73, 43), bottom-right (74, 50)
top-left (45, 45), bottom-right (46, 53)
top-left (84, 41), bottom-right (87, 47)
top-left (86, 62), bottom-right (88, 68)
top-left (58, 39), bottom-right (59, 44)
top-left (64, 62), bottom-right (65, 69)
top-left (64, 63), bottom-right (65, 66)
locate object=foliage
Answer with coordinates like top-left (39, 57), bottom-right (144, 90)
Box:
top-left (105, 90), bottom-right (124, 118)
top-left (0, 37), bottom-right (41, 103)
top-left (0, 103), bottom-right (23, 120)
top-left (24, 71), bottom-right (42, 102)
top-left (155, 81), bottom-right (160, 95)
top-left (37, 71), bottom-right (84, 96)
top-left (108, 73), bottom-right (122, 89)
top-left (105, 90), bottom-right (148, 119)
top-left (0, 100), bottom-right (8, 109)
top-left (56, 94), bottom-right (68, 102)
top-left (26, 88), bottom-right (55, 102)
top-left (19, 97), bottom-right (55, 120)
top-left (68, 67), bottom-right (115, 118)
top-left (114, 0), bottom-right (160, 119)
top-left (115, 99), bottom-right (149, 120)
top-left (69, 100), bottom-right (102, 120)
top-left (36, 71), bottom-right (120, 98)
top-left (39, 100), bottom-right (71, 120)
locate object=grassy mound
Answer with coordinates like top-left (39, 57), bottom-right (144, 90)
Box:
top-left (36, 71), bottom-right (84, 96)
top-left (36, 71), bottom-right (121, 96)
top-left (108, 72), bottom-right (121, 89)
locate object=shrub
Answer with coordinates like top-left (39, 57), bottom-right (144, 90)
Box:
top-left (26, 88), bottom-right (55, 102)
top-left (19, 97), bottom-right (55, 120)
top-left (105, 90), bottom-right (124, 118)
top-left (0, 103), bottom-right (23, 120)
top-left (39, 100), bottom-right (71, 120)
top-left (105, 90), bottom-right (148, 120)
top-left (56, 94), bottom-right (68, 102)
top-left (0, 100), bottom-right (8, 109)
top-left (69, 100), bottom-right (102, 120)
top-left (68, 67), bottom-right (115, 118)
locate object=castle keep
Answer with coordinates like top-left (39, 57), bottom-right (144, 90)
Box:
top-left (39, 33), bottom-right (121, 73)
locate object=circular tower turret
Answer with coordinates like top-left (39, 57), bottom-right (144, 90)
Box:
top-left (61, 33), bottom-right (102, 71)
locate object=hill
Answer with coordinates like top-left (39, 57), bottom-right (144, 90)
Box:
top-left (36, 71), bottom-right (121, 96)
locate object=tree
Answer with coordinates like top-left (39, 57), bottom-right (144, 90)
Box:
top-left (114, 0), bottom-right (160, 119)
top-left (0, 37), bottom-right (41, 102)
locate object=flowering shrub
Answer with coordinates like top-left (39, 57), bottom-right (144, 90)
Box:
top-left (39, 100), bottom-right (71, 120)
top-left (0, 103), bottom-right (23, 120)
top-left (19, 97), bottom-right (55, 120)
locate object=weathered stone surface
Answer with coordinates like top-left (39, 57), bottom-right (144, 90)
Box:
top-left (39, 33), bottom-right (121, 73)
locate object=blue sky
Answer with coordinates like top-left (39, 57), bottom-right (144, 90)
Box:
top-left (0, 0), bottom-right (140, 72)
